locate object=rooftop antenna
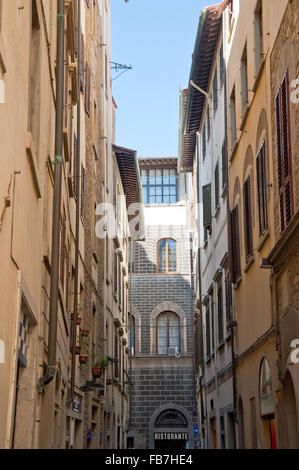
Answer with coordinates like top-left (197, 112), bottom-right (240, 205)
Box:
top-left (110, 62), bottom-right (133, 81)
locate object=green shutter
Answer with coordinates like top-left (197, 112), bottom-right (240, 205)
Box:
top-left (206, 308), bottom-right (211, 358)
top-left (215, 163), bottom-right (219, 209)
top-left (203, 183), bottom-right (212, 229)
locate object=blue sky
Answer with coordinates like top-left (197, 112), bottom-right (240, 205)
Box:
top-left (111, 0), bottom-right (217, 158)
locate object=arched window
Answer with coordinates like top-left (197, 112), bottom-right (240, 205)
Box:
top-left (157, 239), bottom-right (177, 273)
top-left (156, 312), bottom-right (180, 355)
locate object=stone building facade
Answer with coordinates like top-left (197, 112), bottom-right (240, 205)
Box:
top-left (128, 157), bottom-right (198, 450)
top-left (268, 0), bottom-right (299, 449)
top-left (0, 0), bottom-right (140, 449)
top-left (179, 3), bottom-right (235, 449)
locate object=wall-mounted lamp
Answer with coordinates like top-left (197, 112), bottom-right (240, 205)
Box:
top-left (260, 258), bottom-right (272, 269)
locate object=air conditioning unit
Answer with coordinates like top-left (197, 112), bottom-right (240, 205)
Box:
top-left (168, 347), bottom-right (179, 356)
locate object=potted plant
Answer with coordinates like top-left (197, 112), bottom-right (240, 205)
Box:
top-left (92, 363), bottom-right (102, 378)
top-left (81, 329), bottom-right (89, 337)
top-left (99, 356), bottom-right (110, 369)
top-left (106, 378), bottom-right (112, 385)
top-left (75, 344), bottom-right (81, 355)
top-left (79, 354), bottom-right (88, 364)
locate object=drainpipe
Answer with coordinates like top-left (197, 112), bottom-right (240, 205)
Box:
top-left (69, 0), bottom-right (81, 403)
top-left (38, 0), bottom-right (65, 388)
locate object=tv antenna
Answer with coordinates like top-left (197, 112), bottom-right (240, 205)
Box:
top-left (110, 62), bottom-right (133, 81)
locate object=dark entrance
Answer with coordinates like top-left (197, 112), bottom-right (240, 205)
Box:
top-left (153, 409), bottom-right (189, 450)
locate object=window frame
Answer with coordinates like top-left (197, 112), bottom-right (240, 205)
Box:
top-left (156, 311), bottom-right (180, 355)
top-left (157, 238), bottom-right (178, 274)
top-left (141, 168), bottom-right (178, 205)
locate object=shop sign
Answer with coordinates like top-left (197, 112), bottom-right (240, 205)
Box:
top-left (154, 432), bottom-right (188, 440)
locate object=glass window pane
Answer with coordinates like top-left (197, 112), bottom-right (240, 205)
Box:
top-left (163, 169), bottom-right (170, 184)
top-left (142, 188), bottom-right (148, 204)
top-left (150, 196), bottom-right (155, 204)
top-left (156, 186), bottom-right (162, 196)
top-left (149, 170), bottom-right (156, 185)
top-left (158, 240), bottom-right (167, 272)
top-left (141, 170), bottom-right (148, 185)
top-left (164, 186), bottom-right (170, 196)
top-left (149, 187), bottom-right (156, 196)
top-left (170, 186), bottom-right (177, 196)
top-left (170, 196), bottom-right (176, 204)
top-left (169, 314), bottom-right (179, 349)
top-left (164, 196), bottom-right (170, 204)
top-left (169, 170), bottom-right (176, 185)
top-left (156, 195), bottom-right (162, 204)
top-left (157, 315), bottom-right (168, 354)
top-left (168, 240), bottom-right (177, 272)
top-left (156, 169), bottom-right (162, 185)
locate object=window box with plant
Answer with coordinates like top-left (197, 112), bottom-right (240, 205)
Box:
top-left (92, 356), bottom-right (110, 378)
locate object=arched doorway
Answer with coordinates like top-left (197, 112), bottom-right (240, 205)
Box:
top-left (259, 358), bottom-right (276, 449)
top-left (149, 404), bottom-right (194, 450)
top-left (283, 372), bottom-right (299, 448)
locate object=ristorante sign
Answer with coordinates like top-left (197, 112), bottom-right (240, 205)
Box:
top-left (154, 432), bottom-right (188, 440)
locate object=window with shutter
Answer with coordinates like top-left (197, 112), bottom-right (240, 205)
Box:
top-left (85, 62), bottom-right (91, 116)
top-left (80, 33), bottom-right (85, 93)
top-left (222, 142), bottom-right (228, 189)
top-left (225, 272), bottom-right (232, 325)
top-left (73, 134), bottom-right (78, 199)
top-left (206, 308), bottom-right (211, 359)
top-left (231, 206), bottom-right (241, 283)
top-left (60, 219), bottom-right (66, 288)
top-left (202, 124), bottom-right (206, 160)
top-left (213, 70), bottom-right (218, 114)
top-left (203, 184), bottom-right (212, 230)
top-left (113, 250), bottom-right (118, 297)
top-left (81, 165), bottom-right (86, 222)
top-left (243, 177), bottom-right (253, 259)
top-left (215, 162), bottom-right (219, 210)
top-left (211, 297), bottom-right (215, 351)
top-left (218, 285), bottom-right (224, 342)
top-left (230, 87), bottom-right (236, 149)
top-left (256, 141), bottom-right (268, 236)
top-left (275, 71), bottom-right (294, 232)
top-left (241, 44), bottom-right (248, 115)
top-left (114, 333), bottom-right (119, 378)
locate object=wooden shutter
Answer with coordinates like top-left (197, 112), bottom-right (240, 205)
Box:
top-left (215, 162), bottom-right (219, 209)
top-left (113, 250), bottom-right (118, 296)
top-left (218, 286), bottom-right (223, 342)
top-left (80, 33), bottom-right (85, 93)
top-left (73, 134), bottom-right (78, 198)
top-left (256, 141), bottom-right (268, 236)
top-left (60, 219), bottom-right (66, 288)
top-left (275, 71), bottom-right (294, 232)
top-left (206, 308), bottom-right (211, 358)
top-left (225, 273), bottom-right (232, 323)
top-left (114, 333), bottom-right (119, 378)
top-left (222, 142), bottom-right (228, 189)
top-left (243, 177), bottom-right (253, 258)
top-left (203, 183), bottom-right (212, 230)
top-left (73, 0), bottom-right (78, 57)
top-left (85, 62), bottom-right (91, 116)
top-left (81, 165), bottom-right (86, 221)
top-left (231, 206), bottom-right (241, 283)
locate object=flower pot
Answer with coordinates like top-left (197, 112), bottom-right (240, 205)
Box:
top-left (79, 354), bottom-right (88, 364)
top-left (75, 345), bottom-right (81, 355)
top-left (92, 366), bottom-right (102, 378)
top-left (76, 317), bottom-right (82, 325)
top-left (106, 378), bottom-right (112, 385)
top-left (81, 329), bottom-right (89, 337)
